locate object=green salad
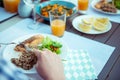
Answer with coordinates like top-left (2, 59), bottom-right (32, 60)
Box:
top-left (113, 0), bottom-right (120, 9)
top-left (38, 37), bottom-right (62, 54)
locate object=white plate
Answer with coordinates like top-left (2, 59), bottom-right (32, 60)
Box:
top-left (72, 15), bottom-right (112, 34)
top-left (2, 33), bottom-right (68, 74)
top-left (91, 0), bottom-right (120, 15)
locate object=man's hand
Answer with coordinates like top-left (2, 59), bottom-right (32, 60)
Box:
top-left (34, 49), bottom-right (65, 80)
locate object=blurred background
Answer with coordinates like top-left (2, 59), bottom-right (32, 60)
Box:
top-left (0, 0), bottom-right (3, 7)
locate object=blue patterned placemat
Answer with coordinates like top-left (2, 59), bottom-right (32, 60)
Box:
top-left (64, 50), bottom-right (97, 80)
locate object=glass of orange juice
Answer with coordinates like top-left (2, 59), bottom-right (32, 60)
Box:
top-left (3, 0), bottom-right (20, 13)
top-left (78, 0), bottom-right (89, 13)
top-left (49, 10), bottom-right (66, 37)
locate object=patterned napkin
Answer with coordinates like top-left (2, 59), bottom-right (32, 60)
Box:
top-left (64, 50), bottom-right (97, 80)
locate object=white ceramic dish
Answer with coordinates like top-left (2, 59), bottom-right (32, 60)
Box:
top-left (2, 33), bottom-right (68, 74)
top-left (91, 0), bottom-right (120, 15)
top-left (72, 15), bottom-right (112, 34)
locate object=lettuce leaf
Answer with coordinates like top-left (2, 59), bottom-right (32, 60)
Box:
top-left (38, 36), bottom-right (62, 54)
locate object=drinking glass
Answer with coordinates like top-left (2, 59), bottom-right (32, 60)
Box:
top-left (78, 0), bottom-right (89, 14)
top-left (3, 0), bottom-right (20, 13)
top-left (23, 0), bottom-right (40, 29)
top-left (49, 10), bottom-right (66, 37)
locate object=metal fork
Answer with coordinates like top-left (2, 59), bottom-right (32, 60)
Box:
top-left (0, 42), bottom-right (32, 52)
top-left (0, 42), bottom-right (17, 48)
top-left (0, 42), bottom-right (17, 45)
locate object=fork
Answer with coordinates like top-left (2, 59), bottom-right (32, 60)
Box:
top-left (0, 42), bottom-right (17, 45)
top-left (0, 42), bottom-right (17, 48)
top-left (0, 42), bottom-right (32, 52)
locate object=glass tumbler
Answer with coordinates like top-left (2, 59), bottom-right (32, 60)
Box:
top-left (78, 0), bottom-right (89, 13)
top-left (3, 0), bottom-right (20, 13)
top-left (49, 10), bottom-right (66, 37)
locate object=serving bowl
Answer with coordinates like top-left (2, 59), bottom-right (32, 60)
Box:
top-left (36, 1), bottom-right (77, 20)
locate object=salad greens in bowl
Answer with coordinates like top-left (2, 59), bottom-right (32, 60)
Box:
top-left (36, 1), bottom-right (77, 20)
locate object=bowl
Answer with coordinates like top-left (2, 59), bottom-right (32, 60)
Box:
top-left (36, 1), bottom-right (77, 21)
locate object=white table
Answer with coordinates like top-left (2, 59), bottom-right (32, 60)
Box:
top-left (0, 18), bottom-right (115, 78)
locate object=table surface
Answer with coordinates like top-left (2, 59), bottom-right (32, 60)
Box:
top-left (39, 13), bottom-right (120, 80)
top-left (65, 13), bottom-right (120, 80)
top-left (0, 13), bottom-right (120, 80)
top-left (0, 2), bottom-right (120, 80)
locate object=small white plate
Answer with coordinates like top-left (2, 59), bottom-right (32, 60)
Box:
top-left (72, 15), bottom-right (112, 34)
top-left (2, 33), bottom-right (68, 74)
top-left (91, 0), bottom-right (120, 15)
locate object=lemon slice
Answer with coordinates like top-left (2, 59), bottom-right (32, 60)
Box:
top-left (82, 17), bottom-right (94, 25)
top-left (93, 20), bottom-right (107, 31)
top-left (96, 18), bottom-right (109, 25)
top-left (79, 23), bottom-right (92, 32)
top-left (93, 18), bottom-right (109, 31)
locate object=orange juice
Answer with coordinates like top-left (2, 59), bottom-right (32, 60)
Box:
top-left (3, 0), bottom-right (20, 13)
top-left (78, 0), bottom-right (89, 10)
top-left (51, 19), bottom-right (66, 37)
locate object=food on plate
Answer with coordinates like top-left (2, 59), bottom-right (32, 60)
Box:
top-left (79, 23), bottom-right (92, 32)
top-left (11, 51), bottom-right (37, 70)
top-left (79, 18), bottom-right (93, 32)
top-left (14, 35), bottom-right (44, 53)
top-left (41, 4), bottom-right (73, 17)
top-left (78, 17), bottom-right (109, 32)
top-left (100, 3), bottom-right (117, 13)
top-left (93, 18), bottom-right (109, 31)
top-left (38, 37), bottom-right (62, 54)
top-left (95, 0), bottom-right (117, 13)
top-left (22, 35), bottom-right (44, 48)
top-left (14, 43), bottom-right (26, 53)
top-left (14, 35), bottom-right (63, 54)
top-left (11, 34), bottom-right (63, 70)
top-left (12, 35), bottom-right (63, 69)
top-left (95, 0), bottom-right (107, 9)
top-left (82, 17), bottom-right (94, 25)
top-left (95, 17), bottom-right (109, 25)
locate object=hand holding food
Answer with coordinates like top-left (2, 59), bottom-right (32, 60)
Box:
top-left (35, 49), bottom-right (65, 80)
